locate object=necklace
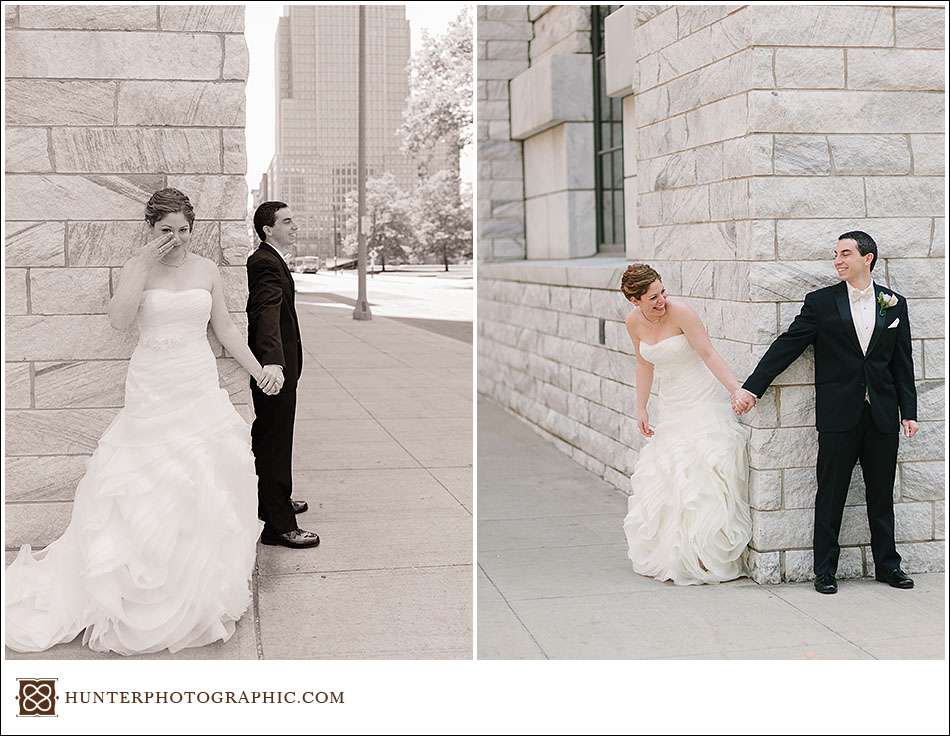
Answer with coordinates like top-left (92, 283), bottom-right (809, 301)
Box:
top-left (160, 249), bottom-right (188, 268)
top-left (641, 308), bottom-right (667, 327)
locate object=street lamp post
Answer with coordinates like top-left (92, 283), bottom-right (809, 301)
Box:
top-left (353, 5), bottom-right (372, 321)
top-left (332, 204), bottom-right (340, 274)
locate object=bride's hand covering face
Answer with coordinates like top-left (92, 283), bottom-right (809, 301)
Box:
top-left (110, 188), bottom-right (196, 330)
top-left (138, 229), bottom-right (177, 266)
top-left (140, 211), bottom-right (193, 266)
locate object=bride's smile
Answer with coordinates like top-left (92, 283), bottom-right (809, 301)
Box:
top-left (621, 263), bottom-right (752, 586)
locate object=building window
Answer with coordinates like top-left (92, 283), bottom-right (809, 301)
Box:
top-left (592, 5), bottom-right (624, 253)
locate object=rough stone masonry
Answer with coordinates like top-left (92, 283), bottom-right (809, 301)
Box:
top-left (477, 4), bottom-right (945, 582)
top-left (5, 5), bottom-right (252, 549)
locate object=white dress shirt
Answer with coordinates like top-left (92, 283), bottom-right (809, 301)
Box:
top-left (847, 279), bottom-right (876, 403)
top-left (265, 241), bottom-right (292, 265)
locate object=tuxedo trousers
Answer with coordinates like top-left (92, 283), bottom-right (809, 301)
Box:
top-left (251, 378), bottom-right (298, 534)
top-left (814, 401), bottom-right (901, 576)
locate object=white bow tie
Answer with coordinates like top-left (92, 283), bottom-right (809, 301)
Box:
top-left (850, 287), bottom-right (874, 304)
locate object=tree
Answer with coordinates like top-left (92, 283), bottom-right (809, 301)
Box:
top-left (400, 6), bottom-right (472, 177)
top-left (399, 8), bottom-right (473, 271)
top-left (342, 174), bottom-right (416, 270)
top-left (412, 170), bottom-right (472, 271)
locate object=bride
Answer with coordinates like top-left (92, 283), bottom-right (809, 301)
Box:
top-left (620, 264), bottom-right (752, 585)
top-left (5, 188), bottom-right (279, 655)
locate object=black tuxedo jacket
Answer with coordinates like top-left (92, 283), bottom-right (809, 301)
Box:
top-left (246, 242), bottom-right (303, 381)
top-left (742, 281), bottom-right (916, 433)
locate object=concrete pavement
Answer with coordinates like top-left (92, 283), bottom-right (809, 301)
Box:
top-left (477, 397), bottom-right (944, 660)
top-left (6, 289), bottom-right (473, 660)
top-left (294, 265), bottom-right (473, 344)
top-left (291, 267), bottom-right (473, 344)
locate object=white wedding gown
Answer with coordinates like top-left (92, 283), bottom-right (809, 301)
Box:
top-left (5, 288), bottom-right (264, 654)
top-left (623, 334), bottom-right (752, 585)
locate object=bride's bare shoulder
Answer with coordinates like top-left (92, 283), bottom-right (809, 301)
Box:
top-left (190, 254), bottom-right (221, 277)
top-left (668, 299), bottom-right (699, 321)
top-left (624, 309), bottom-right (640, 335)
top-left (188, 254), bottom-right (219, 291)
top-left (668, 301), bottom-right (707, 335)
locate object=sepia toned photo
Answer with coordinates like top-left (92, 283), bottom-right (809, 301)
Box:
top-left (4, 2), bottom-right (473, 660)
top-left (476, 4), bottom-right (945, 659)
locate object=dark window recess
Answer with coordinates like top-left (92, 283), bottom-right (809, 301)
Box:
top-left (592, 5), bottom-right (625, 254)
top-left (598, 318), bottom-right (607, 345)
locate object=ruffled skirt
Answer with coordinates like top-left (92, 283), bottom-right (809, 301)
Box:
top-left (623, 404), bottom-right (752, 585)
top-left (5, 345), bottom-right (263, 655)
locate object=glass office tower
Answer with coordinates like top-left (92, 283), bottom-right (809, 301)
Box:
top-left (268, 5), bottom-right (416, 257)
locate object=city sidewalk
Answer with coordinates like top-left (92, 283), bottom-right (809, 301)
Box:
top-left (294, 267), bottom-right (473, 344)
top-left (478, 398), bottom-right (944, 660)
top-left (7, 296), bottom-right (473, 660)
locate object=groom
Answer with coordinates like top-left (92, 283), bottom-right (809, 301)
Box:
top-left (733, 231), bottom-right (917, 594)
top-left (247, 201), bottom-right (320, 549)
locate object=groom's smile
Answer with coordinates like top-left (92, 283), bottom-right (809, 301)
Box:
top-left (833, 238), bottom-right (875, 287)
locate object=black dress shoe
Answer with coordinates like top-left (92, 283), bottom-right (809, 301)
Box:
top-left (260, 528), bottom-right (320, 549)
top-left (291, 499), bottom-right (308, 515)
top-left (875, 567), bottom-right (914, 589)
top-left (814, 574), bottom-right (838, 594)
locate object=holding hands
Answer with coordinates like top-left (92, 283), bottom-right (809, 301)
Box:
top-left (257, 364), bottom-right (284, 396)
top-left (731, 387), bottom-right (757, 416)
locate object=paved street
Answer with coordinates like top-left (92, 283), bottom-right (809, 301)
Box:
top-left (294, 265), bottom-right (473, 343)
top-left (477, 397), bottom-right (944, 660)
top-left (6, 288), bottom-right (473, 660)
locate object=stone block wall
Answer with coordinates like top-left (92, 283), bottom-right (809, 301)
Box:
top-left (737, 4), bottom-right (945, 582)
top-left (528, 4), bottom-right (590, 61)
top-left (5, 5), bottom-right (252, 549)
top-left (515, 52), bottom-right (595, 259)
top-left (477, 4), bottom-right (945, 582)
top-left (514, 6), bottom-right (595, 259)
top-left (478, 257), bottom-right (652, 490)
top-left (477, 5), bottom-right (531, 261)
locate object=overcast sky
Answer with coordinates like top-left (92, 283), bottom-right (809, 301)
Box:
top-left (244, 2), bottom-right (472, 193)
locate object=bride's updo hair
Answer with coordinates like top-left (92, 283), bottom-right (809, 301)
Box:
top-left (620, 263), bottom-right (661, 301)
top-left (145, 187), bottom-right (195, 230)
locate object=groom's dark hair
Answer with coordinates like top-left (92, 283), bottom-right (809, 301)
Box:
top-left (838, 230), bottom-right (878, 271)
top-left (254, 201), bottom-right (289, 244)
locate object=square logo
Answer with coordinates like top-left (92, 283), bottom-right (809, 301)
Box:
top-left (17, 679), bottom-right (57, 717)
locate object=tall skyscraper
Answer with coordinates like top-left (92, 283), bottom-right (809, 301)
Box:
top-left (269, 5), bottom-right (417, 257)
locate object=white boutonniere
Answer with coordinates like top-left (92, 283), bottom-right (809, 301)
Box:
top-left (876, 291), bottom-right (898, 317)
